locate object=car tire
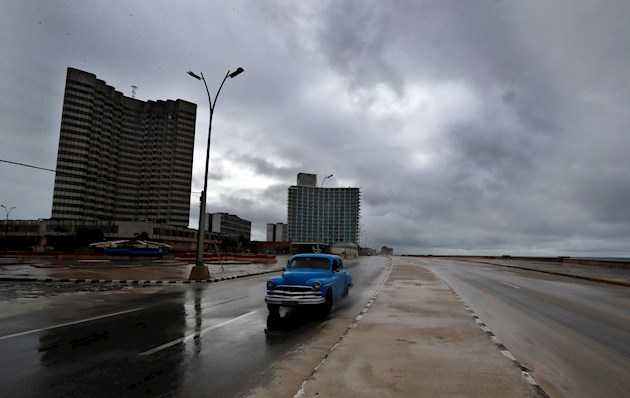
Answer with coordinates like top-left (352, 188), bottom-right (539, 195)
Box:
top-left (319, 290), bottom-right (333, 317)
top-left (342, 283), bottom-right (350, 297)
top-left (267, 303), bottom-right (280, 314)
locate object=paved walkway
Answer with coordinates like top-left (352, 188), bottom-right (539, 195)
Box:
top-left (0, 256), bottom-right (286, 283)
top-left (296, 256), bottom-right (542, 397)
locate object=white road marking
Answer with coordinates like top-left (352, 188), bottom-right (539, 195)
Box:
top-left (139, 310), bottom-right (257, 356)
top-left (501, 350), bottom-right (517, 361)
top-left (466, 305), bottom-right (548, 396)
top-left (522, 371), bottom-right (538, 385)
top-left (499, 281), bottom-right (521, 289)
top-left (0, 308), bottom-right (144, 340)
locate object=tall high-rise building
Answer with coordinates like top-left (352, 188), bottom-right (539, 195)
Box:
top-left (51, 67), bottom-right (197, 227)
top-left (287, 173), bottom-right (360, 245)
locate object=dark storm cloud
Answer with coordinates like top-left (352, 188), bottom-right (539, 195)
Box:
top-left (1, 0), bottom-right (629, 253)
top-left (303, 0), bottom-right (630, 254)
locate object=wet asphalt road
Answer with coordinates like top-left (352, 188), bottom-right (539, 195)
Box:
top-left (0, 280), bottom-right (130, 300)
top-left (0, 257), bottom-right (389, 398)
top-left (4, 256), bottom-right (626, 397)
top-left (423, 258), bottom-right (630, 398)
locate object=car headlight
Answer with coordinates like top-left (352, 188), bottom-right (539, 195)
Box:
top-left (312, 281), bottom-right (321, 289)
top-left (267, 280), bottom-right (275, 289)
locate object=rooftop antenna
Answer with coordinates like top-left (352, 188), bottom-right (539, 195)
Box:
top-left (131, 85), bottom-right (138, 99)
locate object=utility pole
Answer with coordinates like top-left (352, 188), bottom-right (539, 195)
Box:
top-left (1, 205), bottom-right (15, 251)
top-left (187, 67), bottom-right (244, 280)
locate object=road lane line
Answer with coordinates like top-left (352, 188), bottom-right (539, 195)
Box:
top-left (0, 308), bottom-right (144, 340)
top-left (139, 310), bottom-right (258, 356)
top-left (499, 281), bottom-right (521, 289)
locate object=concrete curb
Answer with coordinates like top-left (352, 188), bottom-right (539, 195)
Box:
top-left (0, 268), bottom-right (283, 285)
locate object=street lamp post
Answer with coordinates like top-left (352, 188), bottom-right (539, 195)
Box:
top-left (315, 174), bottom-right (333, 254)
top-left (1, 205), bottom-right (15, 251)
top-left (187, 67), bottom-right (244, 280)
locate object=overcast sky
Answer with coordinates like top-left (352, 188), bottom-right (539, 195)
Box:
top-left (1, 0), bottom-right (629, 256)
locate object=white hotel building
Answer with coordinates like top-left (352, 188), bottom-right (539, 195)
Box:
top-left (287, 173), bottom-right (360, 247)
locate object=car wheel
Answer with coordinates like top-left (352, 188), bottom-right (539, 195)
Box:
top-left (319, 290), bottom-right (333, 316)
top-left (267, 303), bottom-right (280, 314)
top-left (342, 283), bottom-right (350, 297)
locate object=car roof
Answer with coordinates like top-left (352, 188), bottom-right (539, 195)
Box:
top-left (290, 253), bottom-right (341, 260)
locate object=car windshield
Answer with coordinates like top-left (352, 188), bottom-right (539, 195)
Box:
top-left (288, 257), bottom-right (330, 270)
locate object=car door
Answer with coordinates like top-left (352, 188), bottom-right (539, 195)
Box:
top-left (331, 258), bottom-right (345, 298)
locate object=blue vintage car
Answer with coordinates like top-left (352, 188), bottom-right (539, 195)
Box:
top-left (265, 253), bottom-right (353, 315)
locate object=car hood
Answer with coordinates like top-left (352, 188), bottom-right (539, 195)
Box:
top-left (281, 270), bottom-right (330, 285)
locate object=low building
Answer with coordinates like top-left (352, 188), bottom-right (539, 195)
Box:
top-left (0, 219), bottom-right (209, 252)
top-left (206, 213), bottom-right (251, 240)
top-left (381, 246), bottom-right (394, 255)
top-left (0, 219), bottom-right (43, 251)
top-left (359, 247), bottom-right (376, 256)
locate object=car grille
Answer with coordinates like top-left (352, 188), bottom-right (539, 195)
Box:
top-left (269, 285), bottom-right (320, 297)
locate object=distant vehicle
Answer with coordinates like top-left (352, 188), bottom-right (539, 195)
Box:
top-left (265, 253), bottom-right (353, 316)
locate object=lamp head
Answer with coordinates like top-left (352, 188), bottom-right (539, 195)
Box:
top-left (229, 67), bottom-right (245, 78)
top-left (187, 71), bottom-right (202, 80)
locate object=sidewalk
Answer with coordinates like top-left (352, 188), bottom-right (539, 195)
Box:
top-left (296, 257), bottom-right (541, 398)
top-left (0, 256), bottom-right (287, 283)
